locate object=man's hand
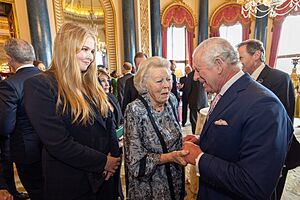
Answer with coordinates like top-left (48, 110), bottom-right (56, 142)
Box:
top-left (183, 134), bottom-right (200, 144)
top-left (182, 141), bottom-right (203, 165)
top-left (104, 153), bottom-right (121, 173)
top-left (0, 190), bottom-right (13, 200)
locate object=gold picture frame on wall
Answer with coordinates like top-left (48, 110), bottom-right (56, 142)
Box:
top-left (0, 0), bottom-right (18, 75)
top-left (52, 0), bottom-right (118, 71)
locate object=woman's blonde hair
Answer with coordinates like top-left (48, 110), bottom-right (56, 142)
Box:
top-left (134, 56), bottom-right (171, 94)
top-left (49, 23), bottom-right (109, 124)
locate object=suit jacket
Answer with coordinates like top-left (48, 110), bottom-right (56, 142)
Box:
top-left (24, 72), bottom-right (120, 200)
top-left (171, 73), bottom-right (179, 104)
top-left (257, 65), bottom-right (299, 169)
top-left (179, 76), bottom-right (188, 103)
top-left (0, 67), bottom-right (42, 164)
top-left (197, 73), bottom-right (293, 200)
top-left (186, 71), bottom-right (208, 110)
top-left (122, 76), bottom-right (138, 113)
top-left (108, 93), bottom-right (123, 128)
top-left (117, 73), bottom-right (133, 108)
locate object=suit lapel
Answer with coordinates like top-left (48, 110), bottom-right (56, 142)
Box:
top-left (256, 65), bottom-right (270, 84)
top-left (200, 74), bottom-right (252, 140)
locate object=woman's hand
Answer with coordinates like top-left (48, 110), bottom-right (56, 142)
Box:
top-left (183, 134), bottom-right (200, 144)
top-left (160, 150), bottom-right (189, 166)
top-left (104, 153), bottom-right (121, 174)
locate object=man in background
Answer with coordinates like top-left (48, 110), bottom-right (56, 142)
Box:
top-left (185, 69), bottom-right (207, 134)
top-left (117, 62), bottom-right (133, 109)
top-left (122, 52), bottom-right (147, 113)
top-left (169, 60), bottom-right (180, 104)
top-left (179, 64), bottom-right (192, 127)
top-left (0, 38), bottom-right (43, 200)
top-left (237, 39), bottom-right (299, 199)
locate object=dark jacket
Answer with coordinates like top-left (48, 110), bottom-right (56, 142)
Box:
top-left (122, 76), bottom-right (138, 114)
top-left (0, 67), bottom-right (42, 164)
top-left (24, 72), bottom-right (120, 200)
top-left (257, 65), bottom-right (299, 169)
top-left (186, 71), bottom-right (208, 110)
top-left (197, 74), bottom-right (293, 200)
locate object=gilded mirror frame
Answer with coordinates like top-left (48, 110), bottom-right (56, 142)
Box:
top-left (52, 0), bottom-right (118, 70)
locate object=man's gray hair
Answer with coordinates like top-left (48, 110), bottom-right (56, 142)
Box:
top-left (4, 38), bottom-right (35, 64)
top-left (236, 39), bottom-right (265, 62)
top-left (194, 37), bottom-right (239, 69)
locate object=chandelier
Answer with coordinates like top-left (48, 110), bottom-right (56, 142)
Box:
top-left (237, 0), bottom-right (300, 18)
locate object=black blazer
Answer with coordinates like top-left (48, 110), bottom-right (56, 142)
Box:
top-left (257, 65), bottom-right (299, 169)
top-left (171, 73), bottom-right (179, 104)
top-left (24, 72), bottom-right (120, 199)
top-left (122, 76), bottom-right (138, 113)
top-left (179, 76), bottom-right (188, 103)
top-left (117, 73), bottom-right (133, 108)
top-left (0, 67), bottom-right (42, 164)
top-left (186, 71), bottom-right (208, 110)
top-left (108, 93), bottom-right (123, 128)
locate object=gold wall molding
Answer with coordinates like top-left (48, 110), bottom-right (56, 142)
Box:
top-left (139, 0), bottom-right (151, 56)
top-left (52, 0), bottom-right (118, 71)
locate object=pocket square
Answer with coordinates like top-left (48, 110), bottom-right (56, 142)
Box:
top-left (214, 119), bottom-right (228, 126)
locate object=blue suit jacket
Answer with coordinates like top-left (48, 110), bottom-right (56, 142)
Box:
top-left (0, 67), bottom-right (42, 164)
top-left (197, 73), bottom-right (293, 200)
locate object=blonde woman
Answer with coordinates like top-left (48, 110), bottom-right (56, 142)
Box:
top-left (23, 23), bottom-right (121, 200)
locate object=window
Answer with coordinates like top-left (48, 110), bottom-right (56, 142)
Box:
top-left (219, 22), bottom-right (243, 49)
top-left (276, 15), bottom-right (300, 74)
top-left (167, 25), bottom-right (186, 77)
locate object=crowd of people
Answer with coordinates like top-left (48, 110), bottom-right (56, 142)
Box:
top-left (0, 22), bottom-right (299, 200)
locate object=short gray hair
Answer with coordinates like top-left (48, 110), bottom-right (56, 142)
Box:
top-left (194, 37), bottom-right (239, 69)
top-left (4, 38), bottom-right (35, 64)
top-left (134, 56), bottom-right (171, 94)
top-left (236, 39), bottom-right (265, 62)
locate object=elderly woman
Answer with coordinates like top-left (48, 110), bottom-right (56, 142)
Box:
top-left (124, 56), bottom-right (188, 200)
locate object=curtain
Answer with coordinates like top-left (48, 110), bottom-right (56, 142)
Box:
top-left (187, 31), bottom-right (193, 66)
top-left (269, 23), bottom-right (283, 68)
top-left (162, 31), bottom-right (168, 58)
top-left (242, 27), bottom-right (250, 41)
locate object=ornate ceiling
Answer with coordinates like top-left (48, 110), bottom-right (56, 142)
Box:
top-left (62, 0), bottom-right (104, 17)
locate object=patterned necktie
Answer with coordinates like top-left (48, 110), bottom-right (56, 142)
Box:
top-left (207, 94), bottom-right (222, 119)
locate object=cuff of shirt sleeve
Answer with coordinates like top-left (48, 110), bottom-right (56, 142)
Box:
top-left (195, 152), bottom-right (204, 177)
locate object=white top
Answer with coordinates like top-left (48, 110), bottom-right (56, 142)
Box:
top-left (16, 64), bottom-right (35, 72)
top-left (251, 63), bottom-right (265, 81)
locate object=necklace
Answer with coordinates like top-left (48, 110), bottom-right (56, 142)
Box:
top-left (153, 105), bottom-right (164, 112)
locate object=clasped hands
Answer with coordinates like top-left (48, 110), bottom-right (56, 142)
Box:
top-left (182, 134), bottom-right (203, 165)
top-left (103, 153), bottom-right (121, 180)
top-left (160, 135), bottom-right (203, 166)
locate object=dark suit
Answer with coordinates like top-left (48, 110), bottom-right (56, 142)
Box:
top-left (171, 73), bottom-right (179, 104)
top-left (117, 73), bottom-right (133, 109)
top-left (108, 93), bottom-right (123, 128)
top-left (197, 73), bottom-right (293, 200)
top-left (186, 71), bottom-right (208, 134)
top-left (24, 72), bottom-right (120, 200)
top-left (179, 75), bottom-right (188, 126)
top-left (107, 93), bottom-right (124, 200)
top-left (256, 65), bottom-right (299, 199)
top-left (0, 66), bottom-right (43, 199)
top-left (122, 76), bottom-right (138, 114)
